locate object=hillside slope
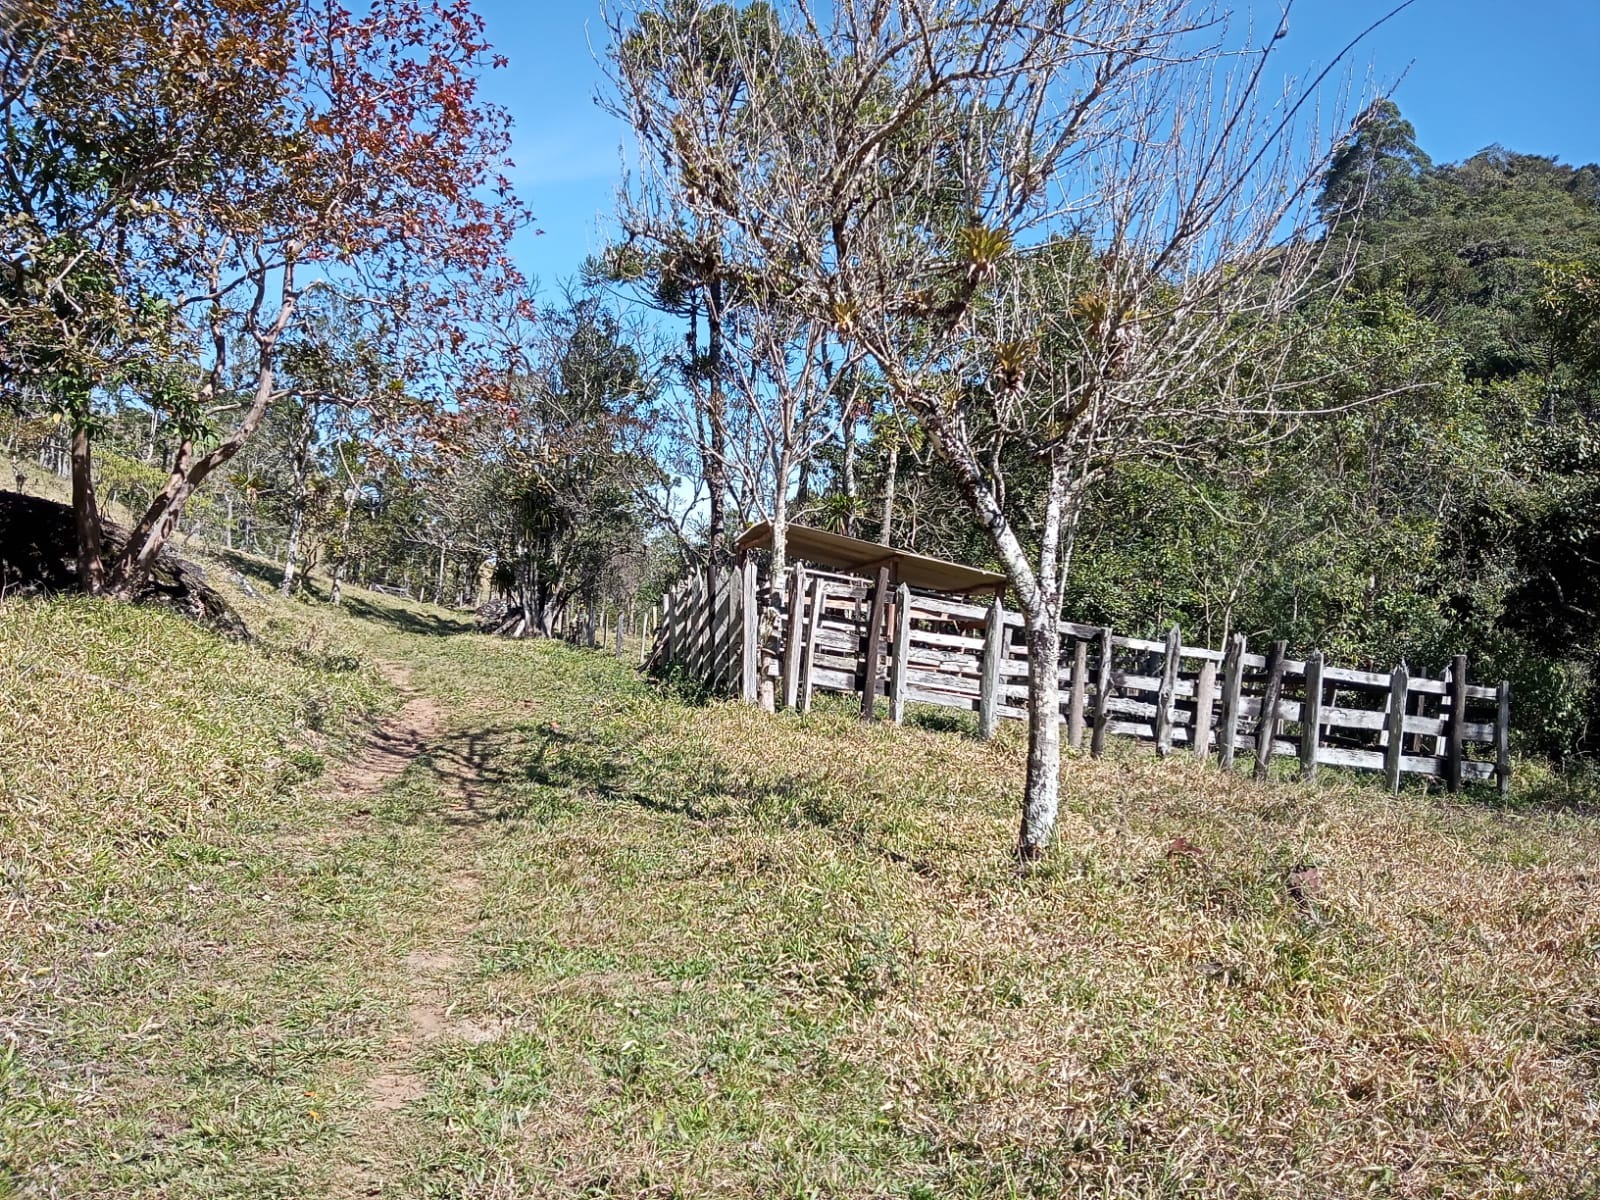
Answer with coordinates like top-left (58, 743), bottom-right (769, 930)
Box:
top-left (2, 581), bottom-right (1597, 1198)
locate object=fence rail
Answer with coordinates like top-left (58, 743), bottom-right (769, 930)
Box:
top-left (651, 562), bottom-right (1511, 794)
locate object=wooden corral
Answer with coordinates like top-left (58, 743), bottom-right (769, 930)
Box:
top-left (649, 557), bottom-right (1512, 795)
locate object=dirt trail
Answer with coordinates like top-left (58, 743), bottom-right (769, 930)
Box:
top-left (320, 662), bottom-right (498, 1195)
top-left (329, 662), bottom-right (445, 797)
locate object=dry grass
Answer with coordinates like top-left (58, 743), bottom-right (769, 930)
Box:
top-left (3, 580), bottom-right (1598, 1198)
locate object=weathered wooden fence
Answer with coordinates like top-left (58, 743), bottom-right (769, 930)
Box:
top-left (651, 563), bottom-right (1512, 794)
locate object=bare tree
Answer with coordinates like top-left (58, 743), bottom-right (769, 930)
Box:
top-left (607, 0), bottom-right (1381, 857)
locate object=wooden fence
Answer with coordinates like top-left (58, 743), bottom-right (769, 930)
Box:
top-left (650, 562), bottom-right (1512, 794)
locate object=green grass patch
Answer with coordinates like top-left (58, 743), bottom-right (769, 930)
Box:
top-left (4, 581), bottom-right (1599, 1197)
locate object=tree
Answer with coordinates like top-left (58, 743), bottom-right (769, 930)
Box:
top-left (1316, 98), bottom-right (1432, 226)
top-left (453, 293), bottom-right (660, 636)
top-left (608, 0), bottom-right (1379, 857)
top-left (0, 0), bottom-right (526, 597)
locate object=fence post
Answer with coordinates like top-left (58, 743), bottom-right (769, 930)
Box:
top-left (1446, 653), bottom-right (1468, 792)
top-left (1067, 636), bottom-right (1088, 751)
top-left (1495, 680), bottom-right (1512, 797)
top-left (1300, 651), bottom-right (1324, 781)
top-left (782, 564), bottom-right (806, 710)
top-left (860, 566), bottom-right (892, 721)
top-left (799, 577), bottom-right (825, 714)
top-left (1384, 664), bottom-right (1409, 793)
top-left (1154, 623), bottom-right (1181, 757)
top-left (1253, 640), bottom-right (1287, 780)
top-left (1090, 627), bottom-right (1114, 758)
top-left (977, 596), bottom-right (1006, 739)
top-left (1192, 655), bottom-right (1218, 761)
top-left (889, 583), bottom-right (911, 725)
top-left (740, 561), bottom-right (759, 703)
top-left (691, 575), bottom-right (709, 684)
top-left (661, 593), bottom-right (675, 668)
top-left (1218, 633), bottom-right (1246, 770)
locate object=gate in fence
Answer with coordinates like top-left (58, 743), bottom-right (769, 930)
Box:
top-left (650, 561), bottom-right (1511, 794)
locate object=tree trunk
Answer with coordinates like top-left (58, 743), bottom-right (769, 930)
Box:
top-left (329, 487), bottom-right (357, 605)
top-left (70, 423), bottom-right (105, 595)
top-left (879, 440), bottom-right (898, 545)
top-left (705, 280), bottom-right (730, 565)
top-left (280, 401), bottom-right (316, 596)
top-left (841, 403), bottom-right (858, 537)
top-left (1018, 605), bottom-right (1062, 860)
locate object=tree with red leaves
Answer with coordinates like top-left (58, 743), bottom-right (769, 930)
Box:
top-left (0, 0), bottom-right (528, 596)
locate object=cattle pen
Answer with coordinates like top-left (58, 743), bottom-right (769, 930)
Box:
top-left (646, 523), bottom-right (1512, 795)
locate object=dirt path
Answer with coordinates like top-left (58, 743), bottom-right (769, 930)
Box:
top-left (329, 662), bottom-right (445, 797)
top-left (320, 663), bottom-right (499, 1195)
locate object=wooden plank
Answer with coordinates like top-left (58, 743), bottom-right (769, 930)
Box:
top-left (1496, 681), bottom-right (1512, 797)
top-left (782, 565), bottom-right (806, 710)
top-left (1114, 634), bottom-right (1167, 654)
top-left (1103, 695), bottom-right (1194, 722)
top-left (859, 566), bottom-right (891, 720)
top-left (1090, 627), bottom-right (1114, 758)
top-left (1322, 704), bottom-right (1388, 732)
top-left (904, 628), bottom-right (986, 653)
top-left (906, 596), bottom-right (989, 622)
top-left (1446, 653), bottom-right (1467, 793)
top-left (1191, 657), bottom-right (1218, 761)
top-left (1384, 664), bottom-right (1409, 793)
top-left (1218, 633), bottom-right (1245, 770)
top-left (888, 583), bottom-right (912, 724)
top-left (661, 591), bottom-right (675, 668)
top-left (1317, 745), bottom-right (1386, 771)
top-left (740, 561), bottom-right (758, 702)
top-left (1237, 695), bottom-right (1304, 723)
top-left (904, 683), bottom-right (979, 711)
top-left (1158, 630), bottom-right (1184, 761)
top-left (977, 597), bottom-right (1006, 740)
top-left (1395, 754), bottom-right (1495, 781)
top-left (810, 666), bottom-right (856, 692)
top-left (799, 577), bottom-right (825, 714)
top-left (1107, 672), bottom-right (1198, 698)
top-left (1068, 637), bottom-right (1088, 752)
top-left (1300, 651), bottom-right (1324, 781)
top-left (1322, 664), bottom-right (1391, 689)
top-left (1253, 640), bottom-right (1287, 781)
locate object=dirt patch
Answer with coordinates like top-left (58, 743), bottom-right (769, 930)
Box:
top-left (331, 664), bottom-right (445, 798)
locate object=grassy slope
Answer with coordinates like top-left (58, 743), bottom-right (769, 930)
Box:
top-left (2, 578), bottom-right (1598, 1198)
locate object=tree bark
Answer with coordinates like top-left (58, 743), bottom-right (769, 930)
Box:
top-left (705, 279), bottom-right (730, 565)
top-left (329, 486), bottom-right (357, 605)
top-left (879, 439), bottom-right (898, 545)
top-left (70, 422), bottom-right (105, 595)
top-left (1018, 606), bottom-right (1062, 860)
top-left (841, 398), bottom-right (858, 537)
top-left (107, 265), bottom-right (298, 599)
top-left (280, 400), bottom-right (316, 596)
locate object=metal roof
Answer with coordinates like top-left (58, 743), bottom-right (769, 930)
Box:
top-left (735, 520), bottom-right (1008, 596)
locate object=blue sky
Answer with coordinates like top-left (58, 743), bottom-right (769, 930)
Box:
top-left (470, 0), bottom-right (1600, 291)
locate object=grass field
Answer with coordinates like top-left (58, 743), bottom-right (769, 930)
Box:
top-left (3, 574), bottom-right (1598, 1198)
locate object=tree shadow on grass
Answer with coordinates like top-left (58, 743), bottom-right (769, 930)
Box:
top-left (414, 720), bottom-right (852, 829)
top-left (336, 593), bottom-right (472, 638)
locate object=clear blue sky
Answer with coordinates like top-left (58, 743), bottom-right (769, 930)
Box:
top-left (470, 0), bottom-right (1600, 291)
